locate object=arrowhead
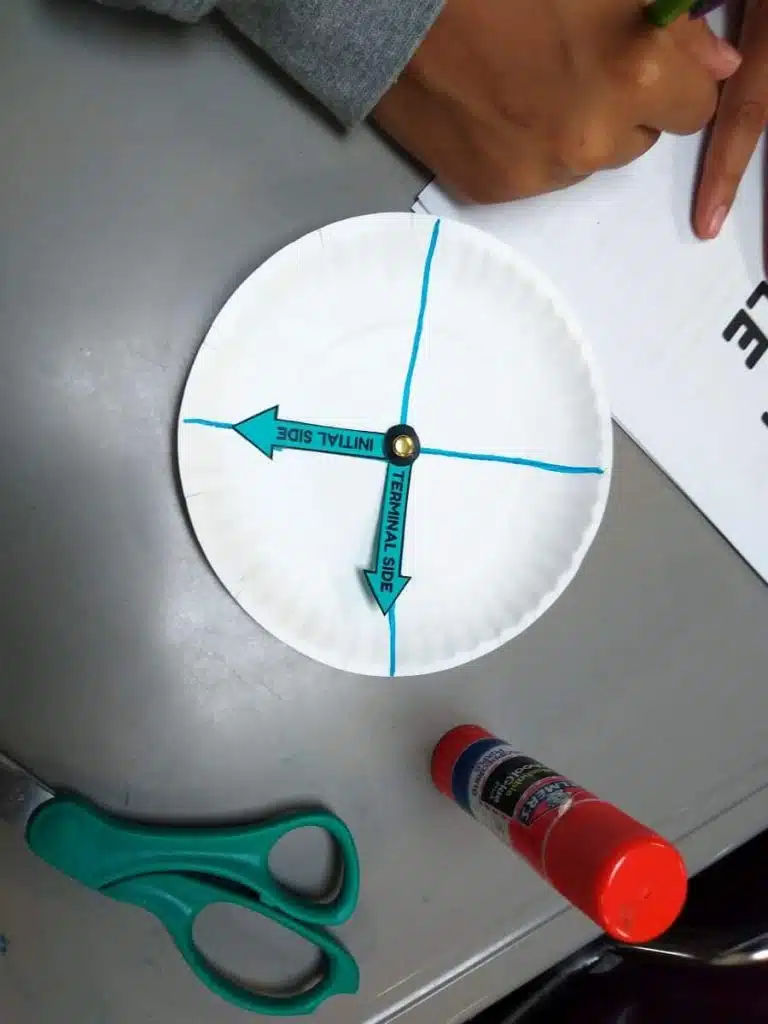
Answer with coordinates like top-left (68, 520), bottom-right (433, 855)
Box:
top-left (233, 405), bottom-right (279, 459)
top-left (363, 570), bottom-right (411, 615)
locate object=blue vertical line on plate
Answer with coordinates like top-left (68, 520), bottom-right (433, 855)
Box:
top-left (389, 218), bottom-right (443, 677)
top-left (388, 608), bottom-right (397, 677)
top-left (420, 447), bottom-right (604, 475)
top-left (399, 219), bottom-right (442, 424)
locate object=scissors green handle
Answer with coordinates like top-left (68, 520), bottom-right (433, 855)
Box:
top-left (26, 796), bottom-right (360, 1016)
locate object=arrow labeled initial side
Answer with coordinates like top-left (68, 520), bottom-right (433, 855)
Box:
top-left (233, 406), bottom-right (387, 461)
top-left (364, 463), bottom-right (413, 615)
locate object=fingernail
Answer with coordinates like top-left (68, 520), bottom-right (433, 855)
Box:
top-left (716, 38), bottom-right (742, 74)
top-left (706, 204), bottom-right (728, 238)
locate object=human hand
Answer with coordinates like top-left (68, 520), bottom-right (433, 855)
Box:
top-left (694, 0), bottom-right (768, 239)
top-left (374, 0), bottom-right (740, 203)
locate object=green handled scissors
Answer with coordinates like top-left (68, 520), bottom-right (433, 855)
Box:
top-left (0, 751), bottom-right (360, 1016)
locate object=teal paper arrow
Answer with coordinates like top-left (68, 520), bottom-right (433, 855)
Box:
top-left (234, 406), bottom-right (387, 461)
top-left (364, 463), bottom-right (412, 615)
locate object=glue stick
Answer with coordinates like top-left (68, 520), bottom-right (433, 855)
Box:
top-left (431, 725), bottom-right (687, 943)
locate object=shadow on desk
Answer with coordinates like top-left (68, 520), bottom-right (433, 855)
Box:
top-left (474, 826), bottom-right (768, 1024)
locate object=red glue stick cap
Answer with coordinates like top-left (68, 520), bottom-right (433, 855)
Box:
top-left (544, 800), bottom-right (687, 943)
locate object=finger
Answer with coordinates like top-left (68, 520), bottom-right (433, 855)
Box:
top-left (616, 25), bottom-right (719, 135)
top-left (694, 0), bottom-right (768, 238)
top-left (668, 16), bottom-right (741, 81)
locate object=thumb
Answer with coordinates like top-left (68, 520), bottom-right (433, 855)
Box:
top-left (670, 18), bottom-right (741, 80)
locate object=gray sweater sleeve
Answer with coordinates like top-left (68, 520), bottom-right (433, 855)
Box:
top-left (99, 0), bottom-right (444, 125)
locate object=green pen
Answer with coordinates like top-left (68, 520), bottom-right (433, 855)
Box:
top-left (645, 0), bottom-right (704, 29)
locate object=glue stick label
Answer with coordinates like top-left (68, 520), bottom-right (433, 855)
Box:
top-left (462, 740), bottom-right (591, 866)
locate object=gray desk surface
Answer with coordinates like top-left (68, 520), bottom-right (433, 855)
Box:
top-left (2, 3), bottom-right (767, 1023)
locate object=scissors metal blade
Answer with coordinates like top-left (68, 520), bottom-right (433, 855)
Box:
top-left (0, 751), bottom-right (54, 830)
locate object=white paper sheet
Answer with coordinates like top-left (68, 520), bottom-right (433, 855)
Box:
top-left (418, 123), bottom-right (768, 583)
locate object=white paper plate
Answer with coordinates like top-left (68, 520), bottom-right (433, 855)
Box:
top-left (177, 213), bottom-right (612, 677)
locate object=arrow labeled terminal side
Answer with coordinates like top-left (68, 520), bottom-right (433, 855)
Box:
top-left (364, 463), bottom-right (413, 615)
top-left (234, 406), bottom-right (387, 461)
